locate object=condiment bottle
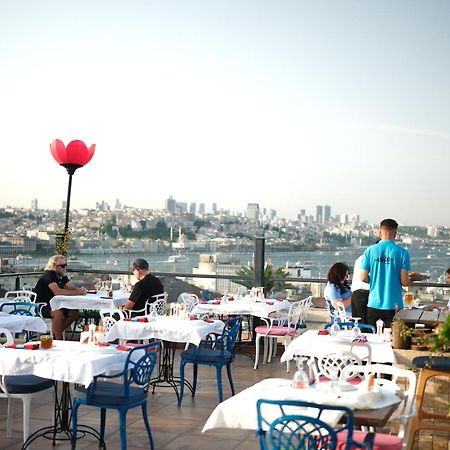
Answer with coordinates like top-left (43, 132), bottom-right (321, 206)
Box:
top-left (376, 318), bottom-right (384, 337)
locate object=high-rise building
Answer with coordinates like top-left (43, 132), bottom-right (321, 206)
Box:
top-left (31, 198), bottom-right (38, 210)
top-left (189, 202), bottom-right (196, 214)
top-left (270, 209), bottom-right (276, 219)
top-left (212, 203), bottom-right (218, 214)
top-left (199, 203), bottom-right (206, 214)
top-left (246, 203), bottom-right (260, 222)
top-left (165, 195), bottom-right (176, 213)
top-left (324, 205), bottom-right (331, 223)
top-left (316, 205), bottom-right (323, 224)
top-left (115, 198), bottom-right (122, 210)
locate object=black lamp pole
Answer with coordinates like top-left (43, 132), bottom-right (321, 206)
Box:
top-left (61, 163), bottom-right (81, 247)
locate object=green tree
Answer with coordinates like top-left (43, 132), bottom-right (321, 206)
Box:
top-left (235, 264), bottom-right (292, 293)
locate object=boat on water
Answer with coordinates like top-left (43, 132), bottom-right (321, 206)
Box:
top-left (166, 255), bottom-right (187, 263)
top-left (67, 257), bottom-right (93, 270)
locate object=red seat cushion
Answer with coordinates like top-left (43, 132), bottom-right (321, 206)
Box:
top-left (337, 430), bottom-right (402, 450)
top-left (255, 325), bottom-right (296, 337)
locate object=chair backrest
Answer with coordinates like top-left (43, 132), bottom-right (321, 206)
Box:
top-left (256, 399), bottom-right (355, 450)
top-left (213, 317), bottom-right (242, 357)
top-left (316, 342), bottom-right (371, 382)
top-left (0, 328), bottom-right (14, 347)
top-left (288, 296), bottom-right (313, 329)
top-left (88, 341), bottom-right (160, 400)
top-left (340, 363), bottom-right (417, 428)
top-left (0, 301), bottom-right (41, 317)
top-left (4, 290), bottom-right (37, 303)
top-left (177, 293), bottom-right (199, 313)
top-left (146, 293), bottom-right (167, 316)
top-left (99, 308), bottom-right (126, 323)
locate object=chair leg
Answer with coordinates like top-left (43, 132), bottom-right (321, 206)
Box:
top-left (178, 361), bottom-right (186, 406)
top-left (216, 365), bottom-right (224, 403)
top-left (226, 363), bottom-right (235, 396)
top-left (268, 337), bottom-right (273, 363)
top-left (285, 337), bottom-right (290, 373)
top-left (100, 408), bottom-right (106, 443)
top-left (6, 397), bottom-right (14, 438)
top-left (262, 336), bottom-right (269, 364)
top-left (21, 396), bottom-right (32, 445)
top-left (119, 409), bottom-right (128, 450)
top-left (254, 334), bottom-right (262, 370)
top-left (141, 403), bottom-right (155, 450)
top-left (71, 401), bottom-right (80, 449)
top-left (192, 363), bottom-right (198, 396)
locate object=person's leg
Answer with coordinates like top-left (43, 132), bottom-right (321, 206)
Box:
top-left (351, 290), bottom-right (369, 324)
top-left (366, 307), bottom-right (379, 328)
top-left (51, 309), bottom-right (66, 340)
top-left (61, 309), bottom-right (80, 339)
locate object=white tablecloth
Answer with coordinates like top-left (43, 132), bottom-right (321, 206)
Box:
top-left (0, 340), bottom-right (132, 387)
top-left (50, 292), bottom-right (129, 310)
top-left (191, 299), bottom-right (290, 318)
top-left (0, 313), bottom-right (47, 333)
top-left (203, 378), bottom-right (401, 432)
top-left (105, 316), bottom-right (224, 346)
top-left (280, 330), bottom-right (397, 364)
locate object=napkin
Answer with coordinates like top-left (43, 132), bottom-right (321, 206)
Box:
top-left (204, 319), bottom-right (214, 323)
top-left (117, 345), bottom-right (132, 351)
top-left (318, 330), bottom-right (329, 335)
top-left (189, 316), bottom-right (198, 320)
top-left (5, 343), bottom-right (40, 350)
top-left (201, 301), bottom-right (208, 304)
top-left (353, 336), bottom-right (368, 343)
top-left (266, 301), bottom-right (274, 305)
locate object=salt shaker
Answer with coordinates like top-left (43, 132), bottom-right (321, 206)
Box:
top-left (376, 318), bottom-right (384, 337)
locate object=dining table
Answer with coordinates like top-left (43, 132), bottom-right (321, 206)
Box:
top-left (50, 291), bottom-right (129, 311)
top-left (0, 312), bottom-right (47, 333)
top-left (0, 340), bottom-right (138, 449)
top-left (203, 377), bottom-right (402, 433)
top-left (104, 315), bottom-right (225, 400)
top-left (280, 329), bottom-right (397, 365)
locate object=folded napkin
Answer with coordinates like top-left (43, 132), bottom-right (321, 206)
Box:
top-left (318, 330), bottom-right (329, 335)
top-left (189, 316), bottom-right (198, 320)
top-left (353, 335), bottom-right (368, 343)
top-left (124, 317), bottom-right (148, 322)
top-left (97, 343), bottom-right (131, 351)
top-left (211, 301), bottom-right (220, 305)
top-left (5, 343), bottom-right (40, 350)
top-left (201, 301), bottom-right (208, 304)
top-left (266, 301), bottom-right (274, 305)
top-left (204, 319), bottom-right (214, 323)
top-left (228, 296), bottom-right (234, 301)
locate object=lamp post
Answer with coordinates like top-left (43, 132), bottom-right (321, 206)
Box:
top-left (50, 139), bottom-right (96, 255)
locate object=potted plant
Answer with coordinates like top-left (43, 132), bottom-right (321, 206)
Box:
top-left (391, 319), bottom-right (413, 349)
top-left (427, 315), bottom-right (450, 354)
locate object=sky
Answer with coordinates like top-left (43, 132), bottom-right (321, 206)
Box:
top-left (1, 0), bottom-right (449, 226)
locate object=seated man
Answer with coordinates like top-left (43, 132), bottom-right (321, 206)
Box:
top-left (34, 255), bottom-right (86, 339)
top-left (122, 258), bottom-right (164, 314)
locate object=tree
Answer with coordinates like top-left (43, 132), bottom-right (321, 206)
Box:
top-left (235, 263), bottom-right (292, 293)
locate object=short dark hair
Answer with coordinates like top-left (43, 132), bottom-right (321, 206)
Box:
top-left (132, 258), bottom-right (149, 270)
top-left (380, 219), bottom-right (398, 231)
top-left (327, 262), bottom-right (350, 293)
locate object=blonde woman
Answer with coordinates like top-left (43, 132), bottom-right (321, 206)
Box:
top-left (34, 255), bottom-right (86, 339)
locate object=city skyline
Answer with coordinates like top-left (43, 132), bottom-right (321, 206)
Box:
top-left (1, 1), bottom-right (449, 226)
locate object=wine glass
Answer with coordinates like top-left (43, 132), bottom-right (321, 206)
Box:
top-left (351, 317), bottom-right (362, 340)
top-left (329, 311), bottom-right (341, 336)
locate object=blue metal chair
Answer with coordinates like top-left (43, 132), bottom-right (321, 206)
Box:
top-left (178, 316), bottom-right (243, 405)
top-left (71, 341), bottom-right (160, 450)
top-left (256, 399), bottom-right (374, 450)
top-left (324, 321), bottom-right (376, 333)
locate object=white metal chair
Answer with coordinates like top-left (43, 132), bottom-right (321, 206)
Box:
top-left (177, 293), bottom-right (199, 313)
top-left (340, 364), bottom-right (417, 450)
top-left (0, 328), bottom-right (54, 448)
top-left (128, 292), bottom-right (168, 318)
top-left (254, 298), bottom-right (311, 372)
top-left (4, 290), bottom-right (37, 303)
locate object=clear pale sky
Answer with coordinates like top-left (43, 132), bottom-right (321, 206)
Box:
top-left (1, 1), bottom-right (449, 226)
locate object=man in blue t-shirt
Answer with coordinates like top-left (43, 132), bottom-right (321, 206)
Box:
top-left (360, 219), bottom-right (410, 328)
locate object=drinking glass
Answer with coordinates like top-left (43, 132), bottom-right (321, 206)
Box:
top-left (351, 317), bottom-right (362, 339)
top-left (329, 312), bottom-right (341, 336)
top-left (404, 292), bottom-right (414, 309)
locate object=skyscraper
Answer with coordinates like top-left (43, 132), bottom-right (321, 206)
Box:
top-left (324, 205), bottom-right (331, 223)
top-left (316, 205), bottom-right (323, 224)
top-left (212, 202), bottom-right (218, 214)
top-left (31, 198), bottom-right (38, 210)
top-left (165, 195), bottom-right (176, 213)
top-left (199, 203), bottom-right (206, 214)
top-left (189, 202), bottom-right (196, 214)
top-left (246, 203), bottom-right (260, 221)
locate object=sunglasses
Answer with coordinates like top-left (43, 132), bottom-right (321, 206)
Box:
top-left (57, 263), bottom-right (67, 268)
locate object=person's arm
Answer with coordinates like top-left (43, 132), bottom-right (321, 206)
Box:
top-left (123, 299), bottom-right (136, 310)
top-left (360, 269), bottom-right (369, 283)
top-left (400, 269), bottom-right (409, 287)
top-left (48, 282), bottom-right (86, 296)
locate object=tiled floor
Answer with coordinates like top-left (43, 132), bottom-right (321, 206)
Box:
top-left (1, 342), bottom-right (449, 449)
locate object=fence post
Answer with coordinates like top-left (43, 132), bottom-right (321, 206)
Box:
top-left (15, 275), bottom-right (21, 290)
top-left (254, 237), bottom-right (265, 287)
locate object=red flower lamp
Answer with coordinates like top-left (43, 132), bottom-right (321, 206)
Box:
top-left (50, 139), bottom-right (96, 236)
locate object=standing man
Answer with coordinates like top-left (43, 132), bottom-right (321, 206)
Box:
top-left (123, 258), bottom-right (164, 314)
top-left (35, 254), bottom-right (86, 339)
top-left (360, 219), bottom-right (410, 327)
top-left (351, 254), bottom-right (370, 324)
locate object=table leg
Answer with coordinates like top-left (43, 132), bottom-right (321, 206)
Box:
top-left (150, 340), bottom-right (193, 401)
top-left (21, 381), bottom-right (106, 449)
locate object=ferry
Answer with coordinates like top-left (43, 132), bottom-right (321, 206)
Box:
top-left (67, 257), bottom-right (93, 270)
top-left (166, 255), bottom-right (187, 263)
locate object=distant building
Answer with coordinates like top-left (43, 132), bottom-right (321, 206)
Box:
top-left (189, 202), bottom-right (196, 214)
top-left (270, 209), bottom-right (276, 219)
top-left (177, 202), bottom-right (188, 213)
top-left (199, 203), bottom-right (206, 214)
top-left (427, 226), bottom-right (438, 237)
top-left (62, 200), bottom-right (67, 210)
top-left (246, 203), bottom-right (260, 222)
top-left (115, 198), bottom-right (122, 210)
top-left (316, 205), bottom-right (323, 224)
top-left (165, 196), bottom-right (176, 213)
top-left (324, 205), bottom-right (331, 223)
top-left (31, 198), bottom-right (38, 210)
top-left (212, 203), bottom-right (218, 214)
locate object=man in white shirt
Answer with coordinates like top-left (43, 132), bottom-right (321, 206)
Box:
top-left (351, 254), bottom-right (370, 324)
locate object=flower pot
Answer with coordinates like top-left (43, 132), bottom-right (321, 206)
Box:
top-left (392, 320), bottom-right (411, 350)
